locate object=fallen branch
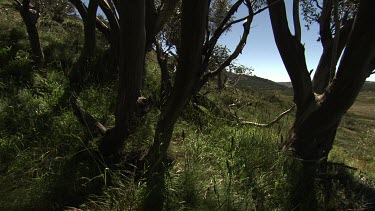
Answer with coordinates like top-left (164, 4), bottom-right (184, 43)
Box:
top-left (328, 162), bottom-right (358, 171)
top-left (70, 95), bottom-right (107, 136)
top-left (241, 104), bottom-right (295, 127)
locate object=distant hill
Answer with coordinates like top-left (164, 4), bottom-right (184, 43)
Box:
top-left (362, 81), bottom-right (375, 92)
top-left (225, 72), bottom-right (291, 91)
top-left (278, 82), bottom-right (293, 88)
top-left (278, 81), bottom-right (375, 92)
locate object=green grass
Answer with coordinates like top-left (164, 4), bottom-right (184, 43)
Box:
top-left (0, 6), bottom-right (374, 210)
top-left (330, 91), bottom-right (375, 180)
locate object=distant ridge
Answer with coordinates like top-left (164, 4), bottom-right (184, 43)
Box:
top-left (225, 72), bottom-right (291, 91)
top-left (362, 81), bottom-right (375, 92)
top-left (278, 81), bottom-right (375, 92)
top-left (278, 82), bottom-right (292, 88)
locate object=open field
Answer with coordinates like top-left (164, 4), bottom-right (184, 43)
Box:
top-left (331, 91), bottom-right (375, 179)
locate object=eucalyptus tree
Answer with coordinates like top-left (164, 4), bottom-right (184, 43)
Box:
top-left (267, 0), bottom-right (374, 163)
top-left (144, 0), bottom-right (270, 208)
top-left (67, 0), bottom-right (180, 157)
top-left (12, 0), bottom-right (44, 64)
top-left (38, 0), bottom-right (75, 23)
top-left (68, 0), bottom-right (99, 87)
top-left (266, 0), bottom-right (375, 206)
top-left (10, 0), bottom-right (79, 65)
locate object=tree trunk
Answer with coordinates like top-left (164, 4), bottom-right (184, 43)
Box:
top-left (69, 0), bottom-right (98, 88)
top-left (143, 0), bottom-right (209, 209)
top-left (268, 1), bottom-right (375, 207)
top-left (99, 0), bottom-right (146, 156)
top-left (268, 0), bottom-right (375, 161)
top-left (217, 71), bottom-right (224, 90)
top-left (284, 105), bottom-right (340, 161)
top-left (17, 0), bottom-right (44, 64)
top-left (155, 41), bottom-right (172, 104)
top-left (143, 116), bottom-right (177, 209)
top-left (99, 0), bottom-right (120, 76)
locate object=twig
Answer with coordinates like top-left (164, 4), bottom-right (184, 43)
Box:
top-left (241, 104), bottom-right (295, 127)
top-left (70, 95), bottom-right (107, 136)
top-left (328, 162), bottom-right (358, 171)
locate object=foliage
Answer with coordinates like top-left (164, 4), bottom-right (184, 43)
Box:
top-left (300, 0), bottom-right (358, 31)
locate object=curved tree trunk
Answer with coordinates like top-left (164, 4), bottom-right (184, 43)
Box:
top-left (268, 0), bottom-right (375, 161)
top-left (16, 0), bottom-right (44, 64)
top-left (268, 0), bottom-right (375, 207)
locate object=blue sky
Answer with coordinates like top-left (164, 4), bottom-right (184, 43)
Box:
top-left (219, 1), bottom-right (375, 82)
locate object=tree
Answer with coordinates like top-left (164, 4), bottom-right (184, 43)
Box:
top-left (67, 0), bottom-right (180, 157)
top-left (144, 0), bottom-right (268, 208)
top-left (12, 0), bottom-right (44, 64)
top-left (144, 2), bottom-right (209, 208)
top-left (38, 0), bottom-right (76, 23)
top-left (267, 0), bottom-right (375, 206)
top-left (68, 0), bottom-right (99, 88)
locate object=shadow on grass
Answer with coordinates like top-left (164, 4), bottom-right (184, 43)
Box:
top-left (290, 162), bottom-right (375, 210)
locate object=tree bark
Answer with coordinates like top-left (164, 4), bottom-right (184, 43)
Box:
top-left (99, 0), bottom-right (146, 156)
top-left (69, 0), bottom-right (98, 88)
top-left (282, 0), bottom-right (375, 162)
top-left (312, 0), bottom-right (354, 94)
top-left (99, 0), bottom-right (120, 73)
top-left (15, 0), bottom-right (44, 64)
top-left (68, 0), bottom-right (110, 40)
top-left (268, 4), bottom-right (375, 208)
top-left (267, 0), bottom-right (314, 110)
top-left (143, 0), bottom-right (209, 209)
top-left (155, 41), bottom-right (172, 104)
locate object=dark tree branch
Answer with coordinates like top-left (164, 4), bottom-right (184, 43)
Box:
top-left (241, 105), bottom-right (295, 127)
top-left (99, 0), bottom-right (119, 50)
top-left (267, 0), bottom-right (313, 109)
top-left (310, 0), bottom-right (375, 132)
top-left (70, 95), bottom-right (107, 136)
top-left (145, 0), bottom-right (179, 51)
top-left (328, 162), bottom-right (358, 171)
top-left (330, 0), bottom-right (340, 80)
top-left (197, 1), bottom-right (270, 93)
top-left (203, 0), bottom-right (243, 54)
top-left (319, 0), bottom-right (333, 48)
top-left (313, 18), bottom-right (354, 93)
top-left (13, 0), bottom-right (44, 64)
top-left (69, 0), bottom-right (110, 40)
top-left (12, 0), bottom-right (22, 8)
top-left (198, 6), bottom-right (253, 90)
top-left (293, 0), bottom-right (301, 42)
top-left (99, 0), bottom-right (119, 29)
top-left (314, 0), bottom-right (322, 9)
top-left (154, 0), bottom-right (179, 38)
top-left (154, 40), bottom-right (172, 103)
top-left (205, 0), bottom-right (211, 45)
top-left (220, 4), bottom-right (271, 33)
